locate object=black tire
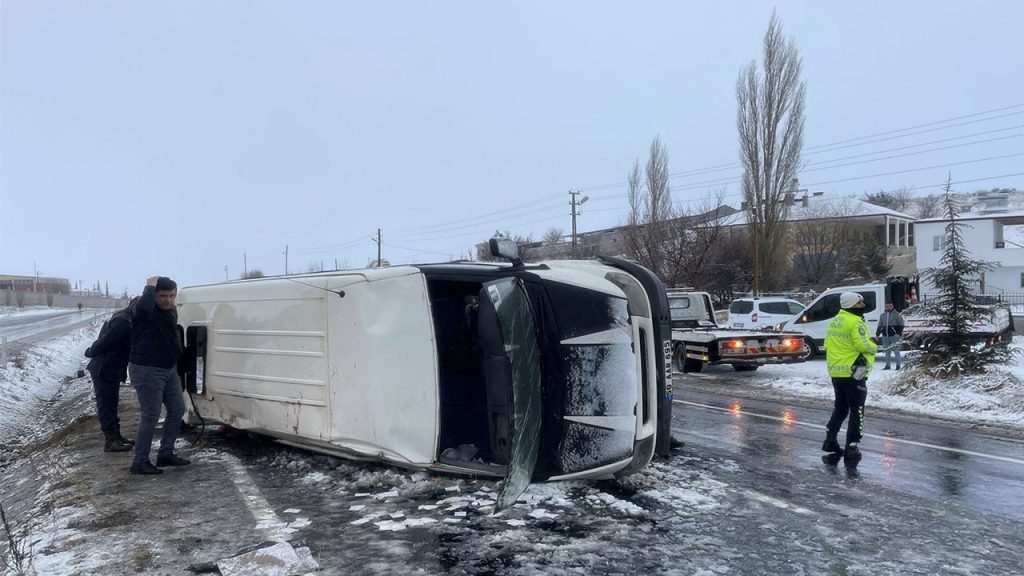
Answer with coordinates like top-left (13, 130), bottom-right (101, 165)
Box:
top-left (799, 338), bottom-right (819, 360)
top-left (672, 343), bottom-right (705, 373)
top-left (733, 365), bottom-right (759, 372)
top-left (683, 357), bottom-right (704, 373)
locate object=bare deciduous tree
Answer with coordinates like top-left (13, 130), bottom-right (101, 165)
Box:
top-left (788, 198), bottom-right (891, 287)
top-left (542, 227), bottom-right (564, 245)
top-left (863, 187), bottom-right (913, 213)
top-left (917, 194), bottom-right (943, 219)
top-left (626, 138), bottom-right (673, 280)
top-left (737, 11), bottom-right (806, 293)
top-left (787, 200), bottom-right (860, 285)
top-left (242, 269), bottom-right (265, 279)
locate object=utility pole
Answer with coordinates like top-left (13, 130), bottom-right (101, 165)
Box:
top-left (224, 265), bottom-right (229, 281)
top-left (371, 229), bottom-right (382, 267)
top-left (569, 190), bottom-right (589, 259)
top-left (244, 253), bottom-right (248, 278)
top-left (283, 245), bottom-right (289, 275)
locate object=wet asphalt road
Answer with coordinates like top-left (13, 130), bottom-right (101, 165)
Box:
top-left (0, 309), bottom-right (101, 343)
top-left (677, 387), bottom-right (1024, 522)
top-left (226, 383), bottom-right (1024, 575)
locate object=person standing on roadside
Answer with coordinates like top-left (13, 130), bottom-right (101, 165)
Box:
top-left (128, 276), bottom-right (189, 475)
top-left (84, 299), bottom-right (138, 452)
top-left (822, 291), bottom-right (877, 467)
top-left (876, 301), bottom-right (904, 370)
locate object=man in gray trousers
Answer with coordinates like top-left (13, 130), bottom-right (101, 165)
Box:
top-left (128, 275), bottom-right (190, 475)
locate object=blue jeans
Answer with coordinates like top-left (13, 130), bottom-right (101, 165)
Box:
top-left (881, 335), bottom-right (902, 368)
top-left (128, 363), bottom-right (185, 465)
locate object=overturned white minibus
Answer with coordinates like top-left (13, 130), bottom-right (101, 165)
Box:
top-left (176, 242), bottom-right (672, 505)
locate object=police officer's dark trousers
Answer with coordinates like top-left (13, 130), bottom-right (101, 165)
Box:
top-left (826, 376), bottom-right (867, 447)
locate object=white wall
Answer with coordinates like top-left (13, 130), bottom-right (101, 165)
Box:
top-left (916, 218), bottom-right (1024, 294)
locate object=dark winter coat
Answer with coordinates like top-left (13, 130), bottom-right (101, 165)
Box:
top-left (130, 285), bottom-right (183, 369)
top-left (85, 307), bottom-right (132, 383)
top-left (876, 309), bottom-right (905, 338)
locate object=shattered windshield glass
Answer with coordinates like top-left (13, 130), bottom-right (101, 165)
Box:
top-left (483, 278), bottom-right (542, 509)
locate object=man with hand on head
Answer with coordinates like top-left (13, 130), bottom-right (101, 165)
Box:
top-left (128, 276), bottom-right (189, 475)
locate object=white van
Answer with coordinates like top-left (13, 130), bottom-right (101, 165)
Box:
top-left (176, 242), bottom-right (672, 506)
top-left (777, 278), bottom-right (914, 357)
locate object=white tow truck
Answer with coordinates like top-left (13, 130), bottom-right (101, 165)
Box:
top-left (667, 289), bottom-right (806, 373)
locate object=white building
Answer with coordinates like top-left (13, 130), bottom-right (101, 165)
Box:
top-left (915, 210), bottom-right (1024, 296)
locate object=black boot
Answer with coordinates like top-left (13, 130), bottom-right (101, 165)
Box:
top-left (103, 430), bottom-right (132, 453)
top-left (115, 425), bottom-right (135, 446)
top-left (844, 444), bottom-right (863, 467)
top-left (821, 435), bottom-right (843, 455)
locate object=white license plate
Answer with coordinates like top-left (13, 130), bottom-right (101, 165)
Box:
top-left (733, 323), bottom-right (744, 328)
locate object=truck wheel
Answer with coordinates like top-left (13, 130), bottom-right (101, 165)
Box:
top-left (672, 343), bottom-right (705, 373)
top-left (683, 358), bottom-right (704, 373)
top-left (733, 365), bottom-right (758, 372)
top-left (799, 338), bottom-right (818, 360)
top-left (1000, 329), bottom-right (1014, 346)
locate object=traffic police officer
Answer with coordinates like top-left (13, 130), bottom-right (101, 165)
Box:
top-left (822, 291), bottom-right (877, 466)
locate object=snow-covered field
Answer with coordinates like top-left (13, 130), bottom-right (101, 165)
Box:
top-left (0, 315), bottom-right (102, 448)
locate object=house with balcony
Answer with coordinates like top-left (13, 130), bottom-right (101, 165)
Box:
top-left (915, 208), bottom-right (1024, 300)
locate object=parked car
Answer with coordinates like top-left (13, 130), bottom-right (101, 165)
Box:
top-left (726, 297), bottom-right (806, 331)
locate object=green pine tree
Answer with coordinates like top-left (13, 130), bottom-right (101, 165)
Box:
top-left (919, 175), bottom-right (1016, 376)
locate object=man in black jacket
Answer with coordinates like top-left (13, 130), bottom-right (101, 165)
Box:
top-left (84, 299), bottom-right (137, 452)
top-left (128, 276), bottom-right (189, 475)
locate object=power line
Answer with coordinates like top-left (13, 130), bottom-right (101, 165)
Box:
top-left (381, 242), bottom-right (462, 257)
top-left (578, 103), bottom-right (1024, 193)
top-left (805, 103), bottom-right (1024, 152)
top-left (806, 110), bottom-right (1024, 156)
top-left (392, 203), bottom-right (564, 240)
top-left (802, 133), bottom-right (1024, 172)
top-left (393, 193), bottom-right (565, 235)
top-left (802, 152), bottom-right (1024, 187)
top-left (290, 234), bottom-right (374, 254)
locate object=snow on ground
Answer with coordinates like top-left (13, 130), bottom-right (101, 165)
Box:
top-left (0, 317), bottom-right (101, 447)
top-left (727, 345), bottom-right (1024, 430)
top-left (0, 305), bottom-right (64, 319)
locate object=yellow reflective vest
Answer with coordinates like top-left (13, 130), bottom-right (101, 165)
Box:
top-left (825, 309), bottom-right (877, 378)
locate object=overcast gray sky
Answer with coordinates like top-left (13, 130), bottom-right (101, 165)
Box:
top-left (2, 1), bottom-right (1022, 295)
